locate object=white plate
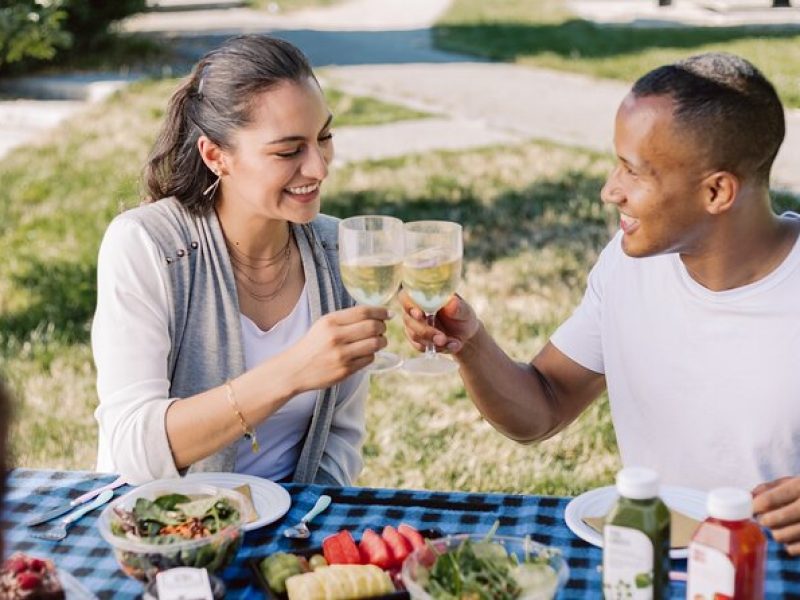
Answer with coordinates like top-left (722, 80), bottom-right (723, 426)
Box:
top-left (180, 472), bottom-right (291, 532)
top-left (564, 485), bottom-right (707, 559)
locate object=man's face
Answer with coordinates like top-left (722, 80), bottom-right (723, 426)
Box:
top-left (601, 93), bottom-right (713, 258)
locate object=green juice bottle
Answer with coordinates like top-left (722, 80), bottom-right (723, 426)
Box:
top-left (602, 467), bottom-right (671, 599)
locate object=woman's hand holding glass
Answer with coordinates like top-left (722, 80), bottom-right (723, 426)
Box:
top-left (338, 216), bottom-right (404, 373)
top-left (288, 306), bottom-right (390, 391)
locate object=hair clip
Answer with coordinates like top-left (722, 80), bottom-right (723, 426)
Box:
top-left (197, 64), bottom-right (210, 100)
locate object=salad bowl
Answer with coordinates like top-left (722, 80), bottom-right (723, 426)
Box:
top-left (98, 479), bottom-right (250, 582)
top-left (401, 533), bottom-right (569, 600)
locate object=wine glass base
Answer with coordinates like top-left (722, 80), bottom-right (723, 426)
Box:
top-left (402, 355), bottom-right (459, 375)
top-left (368, 351), bottom-right (403, 374)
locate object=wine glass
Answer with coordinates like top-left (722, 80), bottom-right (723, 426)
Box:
top-left (339, 215), bottom-right (405, 373)
top-left (402, 220), bottom-right (463, 375)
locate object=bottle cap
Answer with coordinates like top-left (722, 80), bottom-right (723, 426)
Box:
top-left (615, 467), bottom-right (660, 500)
top-left (707, 487), bottom-right (752, 521)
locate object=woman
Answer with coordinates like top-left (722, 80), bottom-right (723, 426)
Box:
top-left (92, 35), bottom-right (389, 486)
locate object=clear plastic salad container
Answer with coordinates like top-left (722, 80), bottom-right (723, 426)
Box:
top-left (98, 479), bottom-right (249, 582)
top-left (401, 533), bottom-right (569, 600)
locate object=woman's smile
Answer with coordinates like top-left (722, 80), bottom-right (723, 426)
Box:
top-left (284, 181), bottom-right (321, 204)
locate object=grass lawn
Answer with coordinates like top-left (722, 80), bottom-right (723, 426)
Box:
top-left (435, 0), bottom-right (800, 108)
top-left (324, 87), bottom-right (430, 126)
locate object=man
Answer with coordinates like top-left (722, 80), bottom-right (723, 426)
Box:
top-left (401, 53), bottom-right (800, 554)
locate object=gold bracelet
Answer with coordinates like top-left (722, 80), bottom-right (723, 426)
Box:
top-left (223, 380), bottom-right (259, 453)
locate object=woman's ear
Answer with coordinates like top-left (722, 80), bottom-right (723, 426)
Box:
top-left (703, 171), bottom-right (739, 215)
top-left (197, 135), bottom-right (225, 174)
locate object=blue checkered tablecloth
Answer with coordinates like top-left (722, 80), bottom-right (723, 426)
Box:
top-left (2, 469), bottom-right (799, 598)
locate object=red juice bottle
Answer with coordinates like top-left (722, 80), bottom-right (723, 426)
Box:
top-left (687, 487), bottom-right (766, 600)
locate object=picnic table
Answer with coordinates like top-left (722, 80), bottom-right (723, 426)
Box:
top-left (2, 468), bottom-right (799, 598)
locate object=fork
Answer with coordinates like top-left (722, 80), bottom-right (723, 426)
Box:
top-left (283, 494), bottom-right (331, 539)
top-left (30, 489), bottom-right (115, 542)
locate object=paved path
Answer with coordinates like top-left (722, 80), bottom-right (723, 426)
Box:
top-left (3, 0), bottom-right (800, 194)
top-left (0, 99), bottom-right (83, 159)
top-left (128, 0), bottom-right (453, 32)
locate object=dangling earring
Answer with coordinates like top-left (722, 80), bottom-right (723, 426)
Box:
top-left (203, 170), bottom-right (221, 198)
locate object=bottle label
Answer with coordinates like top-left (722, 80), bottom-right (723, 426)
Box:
top-left (603, 525), bottom-right (655, 599)
top-left (687, 542), bottom-right (735, 600)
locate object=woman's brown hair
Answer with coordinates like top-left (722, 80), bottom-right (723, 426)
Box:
top-left (144, 35), bottom-right (315, 215)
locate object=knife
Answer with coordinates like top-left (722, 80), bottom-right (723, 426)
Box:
top-left (25, 475), bottom-right (126, 527)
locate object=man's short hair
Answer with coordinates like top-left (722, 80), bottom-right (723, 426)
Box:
top-left (632, 52), bottom-right (784, 183)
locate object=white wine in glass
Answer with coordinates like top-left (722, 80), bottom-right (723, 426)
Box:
top-left (339, 216), bottom-right (404, 373)
top-left (402, 221), bottom-right (463, 375)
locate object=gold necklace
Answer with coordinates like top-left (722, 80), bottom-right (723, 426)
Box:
top-left (233, 259), bottom-right (291, 301)
top-left (228, 245), bottom-right (291, 284)
top-left (225, 229), bottom-right (293, 302)
top-left (227, 232), bottom-right (291, 268)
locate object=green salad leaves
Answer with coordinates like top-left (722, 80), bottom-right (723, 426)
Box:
top-left (111, 492), bottom-right (240, 544)
top-left (422, 524), bottom-right (560, 600)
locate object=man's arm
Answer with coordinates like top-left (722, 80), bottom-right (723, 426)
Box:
top-left (400, 292), bottom-right (606, 443)
top-left (457, 324), bottom-right (606, 443)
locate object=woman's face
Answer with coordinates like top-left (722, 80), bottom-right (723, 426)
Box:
top-left (218, 76), bottom-right (334, 224)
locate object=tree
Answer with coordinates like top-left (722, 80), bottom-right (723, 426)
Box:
top-left (0, 1), bottom-right (71, 69)
top-left (0, 0), bottom-right (146, 72)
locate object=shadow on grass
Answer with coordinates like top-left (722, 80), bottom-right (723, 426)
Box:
top-left (324, 170), bottom-right (611, 263)
top-left (0, 260), bottom-right (96, 349)
top-left (433, 19), bottom-right (800, 63)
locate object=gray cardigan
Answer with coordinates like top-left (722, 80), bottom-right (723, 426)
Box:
top-left (119, 197), bottom-right (365, 485)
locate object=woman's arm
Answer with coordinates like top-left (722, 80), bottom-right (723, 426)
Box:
top-left (166, 306), bottom-right (386, 469)
top-left (93, 217), bottom-right (181, 482)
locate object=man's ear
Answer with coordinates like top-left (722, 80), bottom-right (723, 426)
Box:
top-left (702, 171), bottom-right (739, 215)
top-left (197, 135), bottom-right (226, 174)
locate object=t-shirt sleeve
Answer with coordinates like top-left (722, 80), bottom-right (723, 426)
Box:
top-left (550, 233), bottom-right (622, 375)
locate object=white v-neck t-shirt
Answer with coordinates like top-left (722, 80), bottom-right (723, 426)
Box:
top-left (551, 213), bottom-right (800, 491)
top-left (234, 285), bottom-right (318, 480)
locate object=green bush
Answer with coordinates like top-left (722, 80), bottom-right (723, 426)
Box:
top-left (62, 0), bottom-right (147, 51)
top-left (0, 0), bottom-right (146, 72)
top-left (0, 1), bottom-right (71, 69)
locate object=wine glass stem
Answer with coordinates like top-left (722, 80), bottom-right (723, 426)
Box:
top-left (425, 313), bottom-right (437, 359)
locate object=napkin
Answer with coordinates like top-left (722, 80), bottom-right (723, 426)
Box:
top-left (233, 484), bottom-right (258, 524)
top-left (583, 508), bottom-right (700, 548)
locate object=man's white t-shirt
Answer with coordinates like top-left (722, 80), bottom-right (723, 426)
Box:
top-left (551, 214), bottom-right (800, 491)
